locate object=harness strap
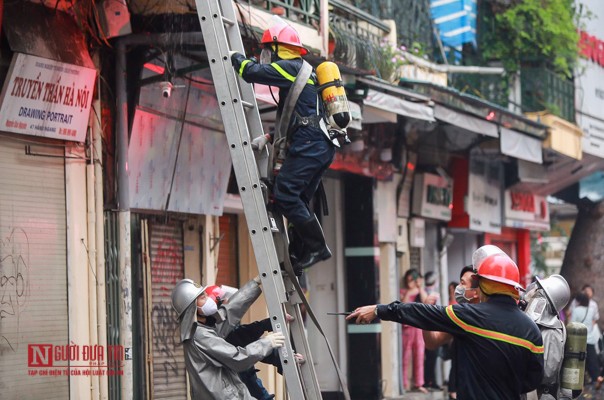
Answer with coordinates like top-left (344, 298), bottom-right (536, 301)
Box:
top-left (274, 60), bottom-right (313, 143)
top-left (293, 112), bottom-right (322, 129)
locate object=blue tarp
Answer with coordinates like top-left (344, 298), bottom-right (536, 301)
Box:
top-left (430, 0), bottom-right (476, 48)
top-left (580, 171), bottom-right (604, 202)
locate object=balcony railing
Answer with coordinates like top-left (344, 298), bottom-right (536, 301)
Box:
top-left (328, 0), bottom-right (390, 71)
top-left (521, 67), bottom-right (575, 123)
top-left (448, 73), bottom-right (510, 108)
top-left (248, 0), bottom-right (392, 73)
top-left (249, 0), bottom-right (320, 26)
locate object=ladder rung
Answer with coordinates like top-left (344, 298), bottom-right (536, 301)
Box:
top-left (222, 16), bottom-right (235, 26)
top-left (241, 100), bottom-right (254, 109)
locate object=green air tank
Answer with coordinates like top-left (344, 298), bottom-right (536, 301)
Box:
top-left (560, 321), bottom-right (588, 398)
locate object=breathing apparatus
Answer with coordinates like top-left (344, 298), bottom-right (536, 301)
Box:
top-left (316, 61), bottom-right (351, 129)
top-left (560, 322), bottom-right (588, 398)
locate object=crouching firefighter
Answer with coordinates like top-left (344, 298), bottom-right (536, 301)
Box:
top-left (520, 274), bottom-right (586, 400)
top-left (230, 17), bottom-right (350, 274)
top-left (171, 278), bottom-right (285, 399)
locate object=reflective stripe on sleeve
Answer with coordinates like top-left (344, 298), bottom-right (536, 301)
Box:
top-left (270, 62), bottom-right (314, 85)
top-left (445, 305), bottom-right (544, 354)
top-left (239, 59), bottom-right (251, 76)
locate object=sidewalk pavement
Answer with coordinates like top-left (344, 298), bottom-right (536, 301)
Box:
top-left (384, 389), bottom-right (447, 400)
top-left (579, 383), bottom-right (604, 399)
top-left (383, 384), bottom-right (604, 400)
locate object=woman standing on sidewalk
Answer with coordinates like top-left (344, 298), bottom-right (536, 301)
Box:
top-left (400, 269), bottom-right (432, 393)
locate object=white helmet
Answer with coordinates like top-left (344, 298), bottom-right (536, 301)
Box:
top-left (472, 245), bottom-right (506, 271)
top-left (535, 274), bottom-right (570, 314)
top-left (171, 279), bottom-right (206, 319)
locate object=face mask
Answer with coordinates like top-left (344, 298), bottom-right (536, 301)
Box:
top-left (260, 48), bottom-right (273, 65)
top-left (454, 285), bottom-right (477, 304)
top-left (197, 297), bottom-right (218, 316)
top-left (525, 297), bottom-right (547, 321)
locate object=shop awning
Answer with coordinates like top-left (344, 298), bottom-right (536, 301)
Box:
top-left (348, 101), bottom-right (363, 130)
top-left (363, 89), bottom-right (434, 123)
top-left (400, 80), bottom-right (548, 139)
top-left (525, 112), bottom-right (583, 160)
top-left (358, 76), bottom-right (432, 102)
top-left (500, 127), bottom-right (543, 164)
top-left (434, 105), bottom-right (498, 137)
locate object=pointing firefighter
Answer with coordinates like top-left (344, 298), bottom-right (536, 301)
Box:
top-left (230, 17), bottom-right (351, 274)
top-left (347, 246), bottom-right (544, 399)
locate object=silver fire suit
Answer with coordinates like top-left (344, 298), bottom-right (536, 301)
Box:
top-left (180, 279), bottom-right (275, 399)
top-left (522, 288), bottom-right (568, 400)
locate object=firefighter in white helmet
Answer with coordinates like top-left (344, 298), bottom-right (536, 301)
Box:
top-left (520, 274), bottom-right (575, 400)
top-left (171, 277), bottom-right (285, 400)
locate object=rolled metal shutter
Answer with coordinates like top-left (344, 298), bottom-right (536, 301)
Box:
top-left (216, 214), bottom-right (238, 287)
top-left (149, 221), bottom-right (187, 398)
top-left (0, 136), bottom-right (68, 398)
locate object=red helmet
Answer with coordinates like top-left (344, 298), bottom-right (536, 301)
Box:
top-left (260, 23), bottom-right (308, 55)
top-left (204, 285), bottom-right (225, 304)
top-left (476, 253), bottom-right (522, 289)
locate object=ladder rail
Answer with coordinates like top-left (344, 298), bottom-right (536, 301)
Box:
top-left (201, 0), bottom-right (286, 302)
top-left (197, 1), bottom-right (323, 399)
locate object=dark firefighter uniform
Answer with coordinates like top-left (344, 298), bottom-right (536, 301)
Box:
top-left (231, 54), bottom-right (335, 224)
top-left (376, 295), bottom-right (544, 400)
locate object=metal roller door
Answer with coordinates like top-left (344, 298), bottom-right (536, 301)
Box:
top-left (149, 221), bottom-right (187, 398)
top-left (216, 214), bottom-right (238, 287)
top-left (0, 136), bottom-right (68, 398)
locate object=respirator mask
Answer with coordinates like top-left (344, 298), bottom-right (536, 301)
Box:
top-left (197, 297), bottom-right (218, 317)
top-left (260, 48), bottom-right (274, 65)
top-left (454, 285), bottom-right (478, 304)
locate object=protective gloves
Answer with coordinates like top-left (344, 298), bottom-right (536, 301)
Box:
top-left (264, 332), bottom-right (286, 349)
top-left (230, 51), bottom-right (245, 67)
top-left (251, 133), bottom-right (271, 151)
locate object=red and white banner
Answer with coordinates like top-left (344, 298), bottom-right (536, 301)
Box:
top-left (503, 190), bottom-right (550, 231)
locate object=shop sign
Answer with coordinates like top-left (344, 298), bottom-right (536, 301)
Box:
top-left (0, 53), bottom-right (96, 142)
top-left (468, 159), bottom-right (502, 234)
top-left (580, 30), bottom-right (604, 68)
top-left (504, 190), bottom-right (550, 231)
top-left (412, 173), bottom-right (452, 221)
top-left (409, 218), bottom-right (425, 248)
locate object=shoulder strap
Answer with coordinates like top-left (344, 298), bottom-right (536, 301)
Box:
top-left (274, 60), bottom-right (313, 141)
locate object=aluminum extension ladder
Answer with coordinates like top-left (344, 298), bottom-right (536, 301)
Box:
top-left (196, 0), bottom-right (327, 398)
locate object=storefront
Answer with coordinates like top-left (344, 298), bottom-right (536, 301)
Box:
top-left (0, 3), bottom-right (97, 398)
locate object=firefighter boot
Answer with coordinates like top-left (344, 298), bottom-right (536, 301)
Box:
top-left (294, 216), bottom-right (332, 272)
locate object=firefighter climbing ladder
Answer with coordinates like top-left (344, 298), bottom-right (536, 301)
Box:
top-left (196, 1), bottom-right (349, 399)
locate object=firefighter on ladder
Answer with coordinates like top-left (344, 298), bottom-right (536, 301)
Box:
top-left (230, 18), bottom-right (341, 274)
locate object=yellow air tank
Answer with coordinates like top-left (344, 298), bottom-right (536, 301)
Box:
top-left (561, 321), bottom-right (588, 398)
top-left (316, 61), bottom-right (350, 130)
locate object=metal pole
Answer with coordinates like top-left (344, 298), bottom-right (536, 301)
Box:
top-left (320, 0), bottom-right (329, 58)
top-left (87, 112), bottom-right (100, 400)
top-left (116, 38), bottom-right (133, 399)
top-left (93, 97), bottom-right (109, 400)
